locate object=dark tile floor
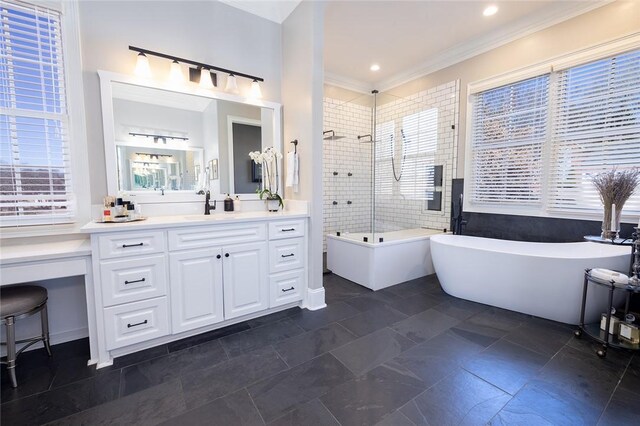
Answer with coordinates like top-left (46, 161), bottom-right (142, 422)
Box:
top-left (2, 273), bottom-right (640, 425)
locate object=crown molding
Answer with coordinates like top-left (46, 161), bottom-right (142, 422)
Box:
top-left (324, 71), bottom-right (373, 94)
top-left (325, 0), bottom-right (612, 93)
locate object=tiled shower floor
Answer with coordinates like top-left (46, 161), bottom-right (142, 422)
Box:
top-left (1, 273), bottom-right (639, 425)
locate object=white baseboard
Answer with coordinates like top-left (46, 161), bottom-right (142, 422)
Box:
top-left (305, 287), bottom-right (326, 311)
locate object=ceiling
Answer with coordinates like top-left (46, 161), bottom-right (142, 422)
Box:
top-left (220, 0), bottom-right (608, 92)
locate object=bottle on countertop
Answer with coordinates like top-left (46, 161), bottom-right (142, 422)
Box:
top-left (234, 195), bottom-right (241, 212)
top-left (224, 194), bottom-right (234, 212)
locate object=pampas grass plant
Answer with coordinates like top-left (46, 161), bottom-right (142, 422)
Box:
top-left (591, 168), bottom-right (640, 237)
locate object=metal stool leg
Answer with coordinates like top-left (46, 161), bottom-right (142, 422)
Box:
top-left (5, 316), bottom-right (17, 388)
top-left (41, 303), bottom-right (52, 357)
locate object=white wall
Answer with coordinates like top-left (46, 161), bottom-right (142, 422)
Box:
top-left (282, 1), bottom-right (325, 291)
top-left (78, 0), bottom-right (283, 204)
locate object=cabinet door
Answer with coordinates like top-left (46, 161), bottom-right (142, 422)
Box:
top-left (223, 241), bottom-right (268, 320)
top-left (169, 248), bottom-right (224, 334)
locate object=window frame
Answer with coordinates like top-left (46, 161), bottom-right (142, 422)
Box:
top-left (0, 0), bottom-right (89, 238)
top-left (464, 34), bottom-right (640, 222)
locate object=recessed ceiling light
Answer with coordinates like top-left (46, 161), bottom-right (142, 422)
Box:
top-left (370, 64), bottom-right (380, 72)
top-left (483, 5), bottom-right (498, 17)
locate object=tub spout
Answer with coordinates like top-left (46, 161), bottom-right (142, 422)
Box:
top-left (452, 194), bottom-right (466, 235)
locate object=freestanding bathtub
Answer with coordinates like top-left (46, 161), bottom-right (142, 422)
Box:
top-left (327, 228), bottom-right (442, 290)
top-left (430, 234), bottom-right (631, 324)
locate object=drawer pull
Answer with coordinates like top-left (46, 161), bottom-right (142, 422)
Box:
top-left (124, 278), bottom-right (146, 285)
top-left (282, 287), bottom-right (295, 292)
top-left (281, 228), bottom-right (295, 232)
top-left (127, 319), bottom-right (148, 328)
top-left (122, 242), bottom-right (144, 248)
top-left (281, 253), bottom-right (295, 258)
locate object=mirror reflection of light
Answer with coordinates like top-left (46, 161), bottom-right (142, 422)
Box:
top-left (199, 68), bottom-right (215, 89)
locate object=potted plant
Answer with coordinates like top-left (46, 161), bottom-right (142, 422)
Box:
top-left (249, 147), bottom-right (283, 211)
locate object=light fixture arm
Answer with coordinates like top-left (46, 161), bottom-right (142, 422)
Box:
top-left (129, 45), bottom-right (264, 82)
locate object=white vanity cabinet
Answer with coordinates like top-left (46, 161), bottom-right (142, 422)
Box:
top-left (84, 213), bottom-right (308, 367)
top-left (167, 224), bottom-right (269, 328)
top-left (268, 219), bottom-right (306, 307)
top-left (169, 247), bottom-right (224, 334)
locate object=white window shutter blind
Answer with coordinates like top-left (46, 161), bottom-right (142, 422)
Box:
top-left (0, 0), bottom-right (75, 227)
top-left (400, 109), bottom-right (438, 200)
top-left (469, 75), bottom-right (549, 206)
top-left (548, 49), bottom-right (640, 215)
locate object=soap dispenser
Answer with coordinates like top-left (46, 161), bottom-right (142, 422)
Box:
top-left (224, 194), bottom-right (234, 212)
top-left (234, 195), bottom-right (241, 212)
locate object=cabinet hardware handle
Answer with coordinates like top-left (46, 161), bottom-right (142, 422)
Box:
top-left (124, 278), bottom-right (146, 285)
top-left (281, 253), bottom-right (295, 258)
top-left (281, 228), bottom-right (295, 232)
top-left (216, 254), bottom-right (221, 259)
top-left (127, 319), bottom-right (148, 328)
top-left (122, 242), bottom-right (144, 248)
top-left (225, 253), bottom-right (230, 257)
top-left (282, 287), bottom-right (295, 292)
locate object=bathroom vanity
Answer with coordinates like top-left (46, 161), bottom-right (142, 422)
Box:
top-left (81, 211), bottom-right (308, 367)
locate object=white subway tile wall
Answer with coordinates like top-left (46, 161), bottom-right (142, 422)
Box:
top-left (323, 80), bottom-right (459, 251)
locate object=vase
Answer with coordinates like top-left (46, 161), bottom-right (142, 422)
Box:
top-left (601, 202), bottom-right (622, 240)
top-left (266, 197), bottom-right (280, 212)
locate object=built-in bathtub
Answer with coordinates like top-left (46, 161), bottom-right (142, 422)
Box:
top-left (430, 234), bottom-right (630, 324)
top-left (326, 228), bottom-right (443, 290)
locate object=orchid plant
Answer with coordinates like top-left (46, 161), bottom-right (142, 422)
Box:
top-left (249, 146), bottom-right (284, 208)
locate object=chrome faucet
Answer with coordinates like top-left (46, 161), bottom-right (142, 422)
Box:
top-left (204, 190), bottom-right (216, 215)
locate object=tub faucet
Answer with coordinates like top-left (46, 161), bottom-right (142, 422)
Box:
top-left (452, 194), bottom-right (467, 235)
top-left (204, 191), bottom-right (216, 215)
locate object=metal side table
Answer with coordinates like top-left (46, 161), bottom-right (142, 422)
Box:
top-left (576, 229), bottom-right (639, 357)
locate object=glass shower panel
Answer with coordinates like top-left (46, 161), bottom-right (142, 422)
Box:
top-left (322, 93), bottom-right (373, 249)
top-left (372, 83), bottom-right (458, 240)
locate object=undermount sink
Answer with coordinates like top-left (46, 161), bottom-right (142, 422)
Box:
top-left (183, 214), bottom-right (227, 220)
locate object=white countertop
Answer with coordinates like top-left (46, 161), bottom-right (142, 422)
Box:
top-left (0, 238), bottom-right (92, 265)
top-left (81, 210), bottom-right (309, 234)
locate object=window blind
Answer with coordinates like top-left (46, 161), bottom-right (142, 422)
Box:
top-left (469, 75), bottom-right (549, 205)
top-left (548, 49), bottom-right (640, 215)
top-left (0, 0), bottom-right (74, 227)
top-left (400, 109), bottom-right (437, 200)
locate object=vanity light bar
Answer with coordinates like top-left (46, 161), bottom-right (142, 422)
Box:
top-left (129, 46), bottom-right (264, 83)
top-left (129, 132), bottom-right (189, 143)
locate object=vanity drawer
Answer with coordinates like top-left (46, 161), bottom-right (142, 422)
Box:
top-left (269, 220), bottom-right (305, 240)
top-left (98, 231), bottom-right (165, 260)
top-left (270, 270), bottom-right (304, 307)
top-left (168, 223), bottom-right (266, 251)
top-left (103, 297), bottom-right (170, 350)
top-left (269, 238), bottom-right (304, 273)
top-left (100, 255), bottom-right (167, 307)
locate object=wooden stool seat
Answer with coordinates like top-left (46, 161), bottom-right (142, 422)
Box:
top-left (1, 284), bottom-right (52, 388)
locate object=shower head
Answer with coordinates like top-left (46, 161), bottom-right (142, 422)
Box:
top-left (323, 130), bottom-right (345, 141)
top-left (357, 134), bottom-right (373, 143)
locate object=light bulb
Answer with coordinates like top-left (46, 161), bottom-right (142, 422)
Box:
top-left (199, 68), bottom-right (214, 89)
top-left (250, 79), bottom-right (262, 99)
top-left (168, 60), bottom-right (184, 84)
top-left (134, 52), bottom-right (151, 77)
top-left (225, 74), bottom-right (239, 93)
top-left (483, 5), bottom-right (498, 16)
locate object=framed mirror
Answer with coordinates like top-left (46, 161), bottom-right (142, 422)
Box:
top-left (98, 71), bottom-right (282, 202)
